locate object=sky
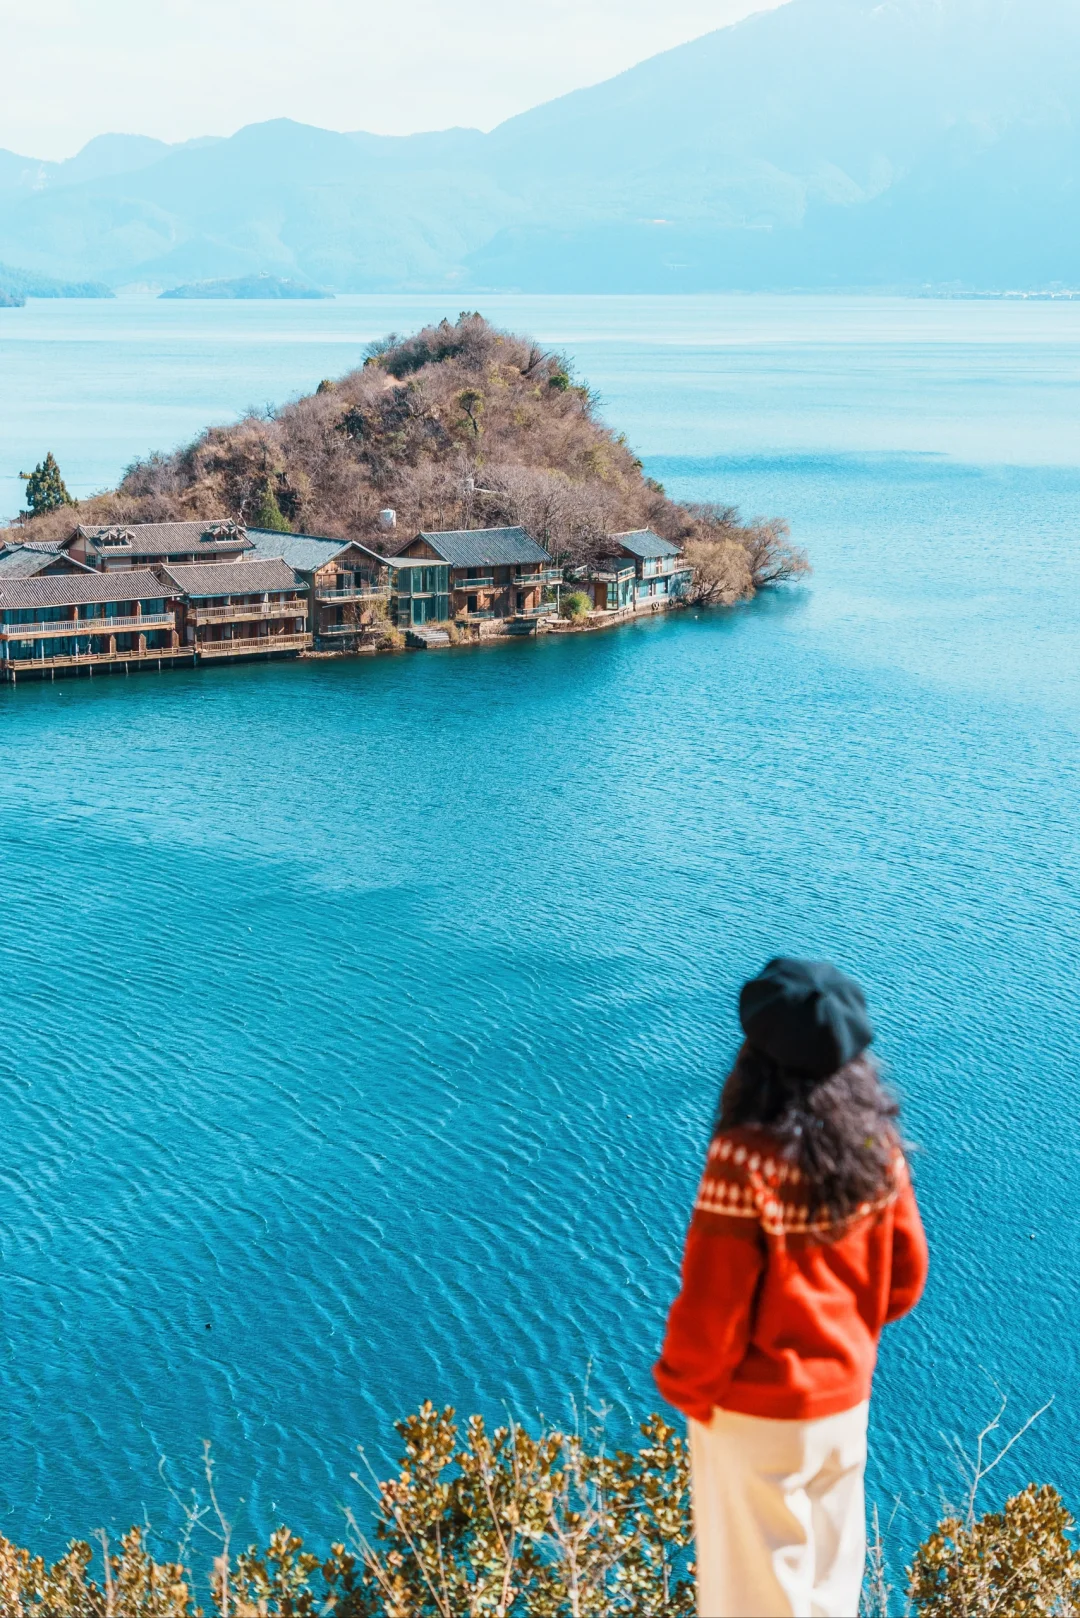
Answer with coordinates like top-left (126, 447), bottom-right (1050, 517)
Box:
top-left (0, 0), bottom-right (782, 161)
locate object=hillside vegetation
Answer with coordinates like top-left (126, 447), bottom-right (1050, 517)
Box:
top-left (11, 314), bottom-right (805, 600)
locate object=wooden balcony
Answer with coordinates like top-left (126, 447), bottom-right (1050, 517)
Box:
top-left (3, 645), bottom-right (193, 679)
top-left (0, 613), bottom-right (176, 640)
top-left (190, 600), bottom-right (308, 624)
top-left (315, 586), bottom-right (390, 602)
top-left (196, 633), bottom-right (311, 658)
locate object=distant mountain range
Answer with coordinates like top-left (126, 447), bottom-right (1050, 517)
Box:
top-left (1, 0), bottom-right (1078, 295)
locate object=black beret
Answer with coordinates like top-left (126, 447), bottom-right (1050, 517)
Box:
top-left (738, 957), bottom-right (873, 1078)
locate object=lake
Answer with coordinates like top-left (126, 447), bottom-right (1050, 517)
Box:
top-left (1, 294), bottom-right (1078, 1571)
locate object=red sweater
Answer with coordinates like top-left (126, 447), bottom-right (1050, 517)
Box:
top-left (654, 1127), bottom-right (928, 1423)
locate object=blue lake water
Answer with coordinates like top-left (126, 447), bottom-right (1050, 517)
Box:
top-left (1, 294), bottom-right (1079, 1573)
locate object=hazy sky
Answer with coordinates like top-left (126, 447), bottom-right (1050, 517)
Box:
top-left (1, 0), bottom-right (782, 161)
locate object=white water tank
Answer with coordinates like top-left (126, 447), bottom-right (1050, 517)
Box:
top-left (379, 508), bottom-right (397, 529)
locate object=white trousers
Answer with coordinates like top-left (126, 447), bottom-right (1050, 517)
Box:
top-left (689, 1402), bottom-right (869, 1618)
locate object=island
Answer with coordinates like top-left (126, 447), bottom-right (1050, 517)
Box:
top-left (0, 314), bottom-right (805, 680)
top-left (0, 261), bottom-right (114, 305)
top-left (160, 273), bottom-right (332, 300)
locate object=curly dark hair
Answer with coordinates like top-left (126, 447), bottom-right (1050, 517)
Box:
top-left (717, 1043), bottom-right (902, 1223)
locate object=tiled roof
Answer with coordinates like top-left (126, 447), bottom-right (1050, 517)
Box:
top-left (246, 528), bottom-right (361, 573)
top-left (78, 521), bottom-right (254, 556)
top-left (611, 529), bottom-right (682, 560)
top-left (407, 527), bottom-right (551, 567)
top-left (0, 545), bottom-right (92, 579)
top-left (0, 570), bottom-right (171, 609)
top-left (158, 559), bottom-right (303, 597)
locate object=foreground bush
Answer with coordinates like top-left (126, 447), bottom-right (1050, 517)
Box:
top-left (0, 1408), bottom-right (693, 1617)
top-left (3, 1403), bottom-right (1075, 1616)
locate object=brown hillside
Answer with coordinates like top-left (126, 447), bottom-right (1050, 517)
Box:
top-left (9, 313), bottom-right (805, 599)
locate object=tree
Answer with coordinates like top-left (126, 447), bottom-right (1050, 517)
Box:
top-left (249, 479), bottom-right (292, 532)
top-left (20, 453), bottom-right (74, 515)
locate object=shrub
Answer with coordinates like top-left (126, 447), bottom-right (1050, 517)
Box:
top-left (907, 1484), bottom-right (1080, 1618)
top-left (561, 591), bottom-right (591, 621)
top-left (0, 1410), bottom-right (693, 1617)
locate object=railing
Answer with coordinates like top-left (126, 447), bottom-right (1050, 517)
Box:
top-left (317, 622), bottom-right (374, 637)
top-left (4, 645), bottom-right (193, 671)
top-left (455, 610), bottom-right (497, 621)
top-left (315, 586), bottom-right (390, 602)
top-left (452, 577), bottom-right (495, 590)
top-left (513, 573), bottom-right (544, 586)
top-left (515, 601), bottom-right (560, 617)
top-left (592, 569), bottom-right (635, 583)
top-left (0, 613), bottom-right (175, 640)
top-left (190, 601), bottom-right (308, 623)
top-left (197, 633), bottom-right (311, 657)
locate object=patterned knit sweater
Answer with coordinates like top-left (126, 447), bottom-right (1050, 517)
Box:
top-left (654, 1126), bottom-right (929, 1423)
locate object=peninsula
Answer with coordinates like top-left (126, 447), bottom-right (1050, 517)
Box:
top-left (1, 314), bottom-right (805, 680)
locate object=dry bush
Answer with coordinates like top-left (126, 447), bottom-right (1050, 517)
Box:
top-left (0, 1411), bottom-right (692, 1618)
top-left (4, 316), bottom-right (798, 592)
top-left (908, 1485), bottom-right (1080, 1618)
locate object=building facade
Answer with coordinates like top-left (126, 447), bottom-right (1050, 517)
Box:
top-left (158, 560), bottom-right (311, 661)
top-left (69, 520), bottom-right (255, 571)
top-left (392, 528), bottom-right (559, 625)
top-left (246, 529), bottom-right (395, 649)
top-left (586, 530), bottom-right (692, 614)
top-left (0, 570), bottom-right (184, 680)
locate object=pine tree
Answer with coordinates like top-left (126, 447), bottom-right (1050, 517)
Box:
top-left (20, 452), bottom-right (74, 515)
top-left (249, 479), bottom-right (291, 532)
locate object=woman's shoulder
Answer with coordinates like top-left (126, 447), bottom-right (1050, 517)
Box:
top-left (704, 1127), bottom-right (802, 1188)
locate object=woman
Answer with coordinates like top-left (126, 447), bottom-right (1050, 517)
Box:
top-left (655, 958), bottom-right (928, 1618)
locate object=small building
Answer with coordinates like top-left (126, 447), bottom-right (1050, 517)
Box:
top-left (158, 559), bottom-right (311, 661)
top-left (0, 541), bottom-right (94, 580)
top-left (392, 527), bottom-right (558, 624)
top-left (246, 528), bottom-right (393, 649)
top-left (586, 530), bottom-right (692, 614)
top-left (0, 570), bottom-right (184, 681)
top-left (70, 519), bottom-right (254, 571)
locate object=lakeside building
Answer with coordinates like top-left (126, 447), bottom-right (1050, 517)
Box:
top-left (0, 541), bottom-right (94, 580)
top-left (0, 570), bottom-right (186, 681)
top-left (392, 527), bottom-right (558, 626)
top-left (584, 530), bottom-right (692, 615)
top-left (157, 559), bottom-right (311, 661)
top-left (68, 520), bottom-right (254, 571)
top-left (246, 528), bottom-right (394, 649)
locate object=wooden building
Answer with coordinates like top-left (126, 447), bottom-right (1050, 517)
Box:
top-left (586, 530), bottom-right (692, 614)
top-left (158, 559), bottom-right (311, 661)
top-left (67, 520), bottom-right (254, 572)
top-left (246, 529), bottom-right (393, 649)
top-left (0, 541), bottom-right (94, 580)
top-left (392, 527), bottom-right (558, 625)
top-left (0, 570), bottom-right (185, 681)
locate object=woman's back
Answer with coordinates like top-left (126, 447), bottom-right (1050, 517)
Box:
top-left (656, 1123), bottom-right (926, 1423)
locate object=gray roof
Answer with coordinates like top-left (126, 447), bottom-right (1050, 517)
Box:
top-left (407, 527), bottom-right (550, 567)
top-left (159, 559), bottom-right (303, 597)
top-left (611, 529), bottom-right (682, 560)
top-left (246, 528), bottom-right (360, 573)
top-left (0, 570), bottom-right (171, 609)
top-left (78, 520), bottom-right (254, 557)
top-left (0, 544), bottom-right (93, 579)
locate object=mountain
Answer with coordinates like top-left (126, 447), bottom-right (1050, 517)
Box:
top-left (0, 261), bottom-right (112, 302)
top-left (1, 0), bottom-right (1078, 293)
